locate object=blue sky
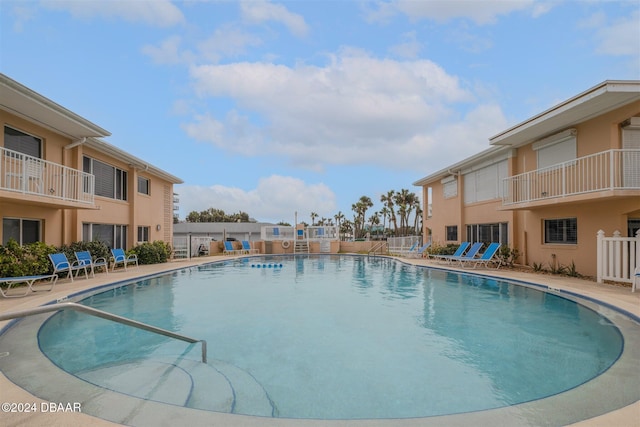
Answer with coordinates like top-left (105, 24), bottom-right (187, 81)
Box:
top-left (2, 1), bottom-right (639, 224)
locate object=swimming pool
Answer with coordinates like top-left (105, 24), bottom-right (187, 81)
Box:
top-left (1, 255), bottom-right (639, 426)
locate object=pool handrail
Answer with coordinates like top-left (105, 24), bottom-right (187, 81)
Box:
top-left (0, 302), bottom-right (207, 363)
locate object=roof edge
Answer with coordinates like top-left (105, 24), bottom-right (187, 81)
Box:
top-left (0, 73), bottom-right (111, 138)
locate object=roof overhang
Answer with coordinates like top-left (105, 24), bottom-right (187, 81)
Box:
top-left (490, 80), bottom-right (640, 147)
top-left (85, 138), bottom-right (183, 184)
top-left (413, 145), bottom-right (513, 187)
top-left (0, 73), bottom-right (111, 139)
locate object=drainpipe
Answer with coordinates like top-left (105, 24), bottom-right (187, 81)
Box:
top-left (64, 137), bottom-right (87, 150)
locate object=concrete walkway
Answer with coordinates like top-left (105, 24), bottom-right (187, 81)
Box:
top-left (0, 255), bottom-right (638, 427)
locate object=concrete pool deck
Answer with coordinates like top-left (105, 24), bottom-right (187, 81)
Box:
top-left (1, 254), bottom-right (638, 427)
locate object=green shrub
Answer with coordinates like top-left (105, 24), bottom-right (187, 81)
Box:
top-left (130, 241), bottom-right (172, 265)
top-left (497, 246), bottom-right (520, 268)
top-left (0, 239), bottom-right (58, 277)
top-left (426, 243), bottom-right (461, 257)
top-left (57, 240), bottom-right (110, 265)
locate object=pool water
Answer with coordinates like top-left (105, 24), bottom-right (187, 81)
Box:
top-left (38, 255), bottom-right (623, 419)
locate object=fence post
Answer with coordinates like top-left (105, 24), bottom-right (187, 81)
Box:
top-left (596, 230), bottom-right (604, 283)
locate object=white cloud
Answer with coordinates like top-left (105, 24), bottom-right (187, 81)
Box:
top-left (240, 0), bottom-right (309, 37)
top-left (40, 0), bottom-right (185, 27)
top-left (142, 35), bottom-right (194, 65)
top-left (177, 175), bottom-right (337, 222)
top-left (389, 31), bottom-right (423, 58)
top-left (366, 0), bottom-right (537, 25)
top-left (184, 50), bottom-right (506, 173)
top-left (592, 11), bottom-right (640, 57)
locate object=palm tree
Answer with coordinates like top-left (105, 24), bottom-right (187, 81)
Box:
top-left (380, 206), bottom-right (389, 236)
top-left (381, 190), bottom-right (397, 235)
top-left (334, 211), bottom-right (345, 240)
top-left (310, 212), bottom-right (318, 226)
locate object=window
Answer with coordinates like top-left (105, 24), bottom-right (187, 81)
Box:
top-left (4, 126), bottom-right (41, 158)
top-left (443, 179), bottom-right (457, 199)
top-left (463, 160), bottom-right (508, 204)
top-left (2, 218), bottom-right (41, 245)
top-left (82, 223), bottom-right (128, 249)
top-left (137, 226), bottom-right (150, 243)
top-left (533, 129), bottom-right (576, 170)
top-left (544, 218), bottom-right (577, 244)
top-left (138, 176), bottom-right (150, 195)
top-left (445, 226), bottom-right (458, 241)
top-left (467, 222), bottom-right (509, 245)
top-left (83, 157), bottom-right (128, 200)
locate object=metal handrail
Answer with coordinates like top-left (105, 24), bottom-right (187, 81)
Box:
top-left (0, 302), bottom-right (207, 363)
top-left (368, 241), bottom-right (387, 256)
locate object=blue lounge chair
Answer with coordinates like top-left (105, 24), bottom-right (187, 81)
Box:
top-left (0, 274), bottom-right (58, 298)
top-left (393, 241), bottom-right (418, 256)
top-left (110, 248), bottom-right (138, 271)
top-left (241, 240), bottom-right (259, 254)
top-left (223, 241), bottom-right (242, 255)
top-left (430, 242), bottom-right (470, 263)
top-left (449, 242), bottom-right (484, 265)
top-left (75, 250), bottom-right (109, 277)
top-left (406, 242), bottom-right (431, 258)
top-left (48, 252), bottom-right (88, 282)
top-left (459, 243), bottom-right (502, 269)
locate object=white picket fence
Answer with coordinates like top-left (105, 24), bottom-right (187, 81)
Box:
top-left (596, 229), bottom-right (640, 285)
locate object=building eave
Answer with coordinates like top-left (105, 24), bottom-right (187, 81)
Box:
top-left (0, 73), bottom-right (111, 139)
top-left (86, 138), bottom-right (184, 184)
top-left (413, 146), bottom-right (511, 187)
top-left (490, 80), bottom-right (640, 148)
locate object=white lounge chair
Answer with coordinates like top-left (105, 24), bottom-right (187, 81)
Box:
top-left (0, 274), bottom-right (58, 298)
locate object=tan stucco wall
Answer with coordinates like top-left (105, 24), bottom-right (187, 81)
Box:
top-left (0, 110), bottom-right (175, 249)
top-left (418, 101), bottom-right (640, 279)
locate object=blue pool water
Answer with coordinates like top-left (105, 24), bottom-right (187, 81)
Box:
top-left (38, 255), bottom-right (623, 419)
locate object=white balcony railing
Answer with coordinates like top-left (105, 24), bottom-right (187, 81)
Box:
top-left (0, 147), bottom-right (95, 205)
top-left (502, 149), bottom-right (640, 206)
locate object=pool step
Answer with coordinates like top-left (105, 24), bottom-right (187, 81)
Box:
top-left (77, 357), bottom-right (275, 416)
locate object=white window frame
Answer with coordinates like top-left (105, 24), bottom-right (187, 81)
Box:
top-left (138, 176), bottom-right (150, 195)
top-left (137, 226), bottom-right (150, 243)
top-left (463, 160), bottom-right (508, 204)
top-left (533, 129), bottom-right (577, 170)
top-left (442, 177), bottom-right (457, 199)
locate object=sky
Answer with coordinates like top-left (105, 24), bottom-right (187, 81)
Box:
top-left (1, 0), bottom-right (639, 225)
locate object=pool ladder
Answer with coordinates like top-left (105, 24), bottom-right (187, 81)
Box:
top-left (0, 302), bottom-right (207, 363)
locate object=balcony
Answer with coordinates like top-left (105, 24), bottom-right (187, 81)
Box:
top-left (0, 147), bottom-right (95, 207)
top-left (502, 149), bottom-right (640, 208)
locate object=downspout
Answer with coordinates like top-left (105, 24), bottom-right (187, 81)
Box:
top-left (64, 137), bottom-right (87, 150)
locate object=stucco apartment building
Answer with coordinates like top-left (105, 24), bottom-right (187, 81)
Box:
top-left (414, 80), bottom-right (640, 278)
top-left (0, 74), bottom-right (182, 250)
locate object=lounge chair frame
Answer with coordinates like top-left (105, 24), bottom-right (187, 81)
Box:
top-left (0, 274), bottom-right (58, 298)
top-left (75, 250), bottom-right (109, 277)
top-left (110, 248), bottom-right (139, 271)
top-left (49, 253), bottom-right (89, 282)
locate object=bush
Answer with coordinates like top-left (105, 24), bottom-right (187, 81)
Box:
top-left (0, 239), bottom-right (58, 277)
top-left (130, 241), bottom-right (172, 265)
top-left (497, 246), bottom-right (520, 268)
top-left (426, 243), bottom-right (463, 257)
top-left (57, 240), bottom-right (110, 265)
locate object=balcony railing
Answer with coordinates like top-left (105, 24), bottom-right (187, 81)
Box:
top-left (0, 147), bottom-right (95, 205)
top-left (502, 149), bottom-right (640, 206)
